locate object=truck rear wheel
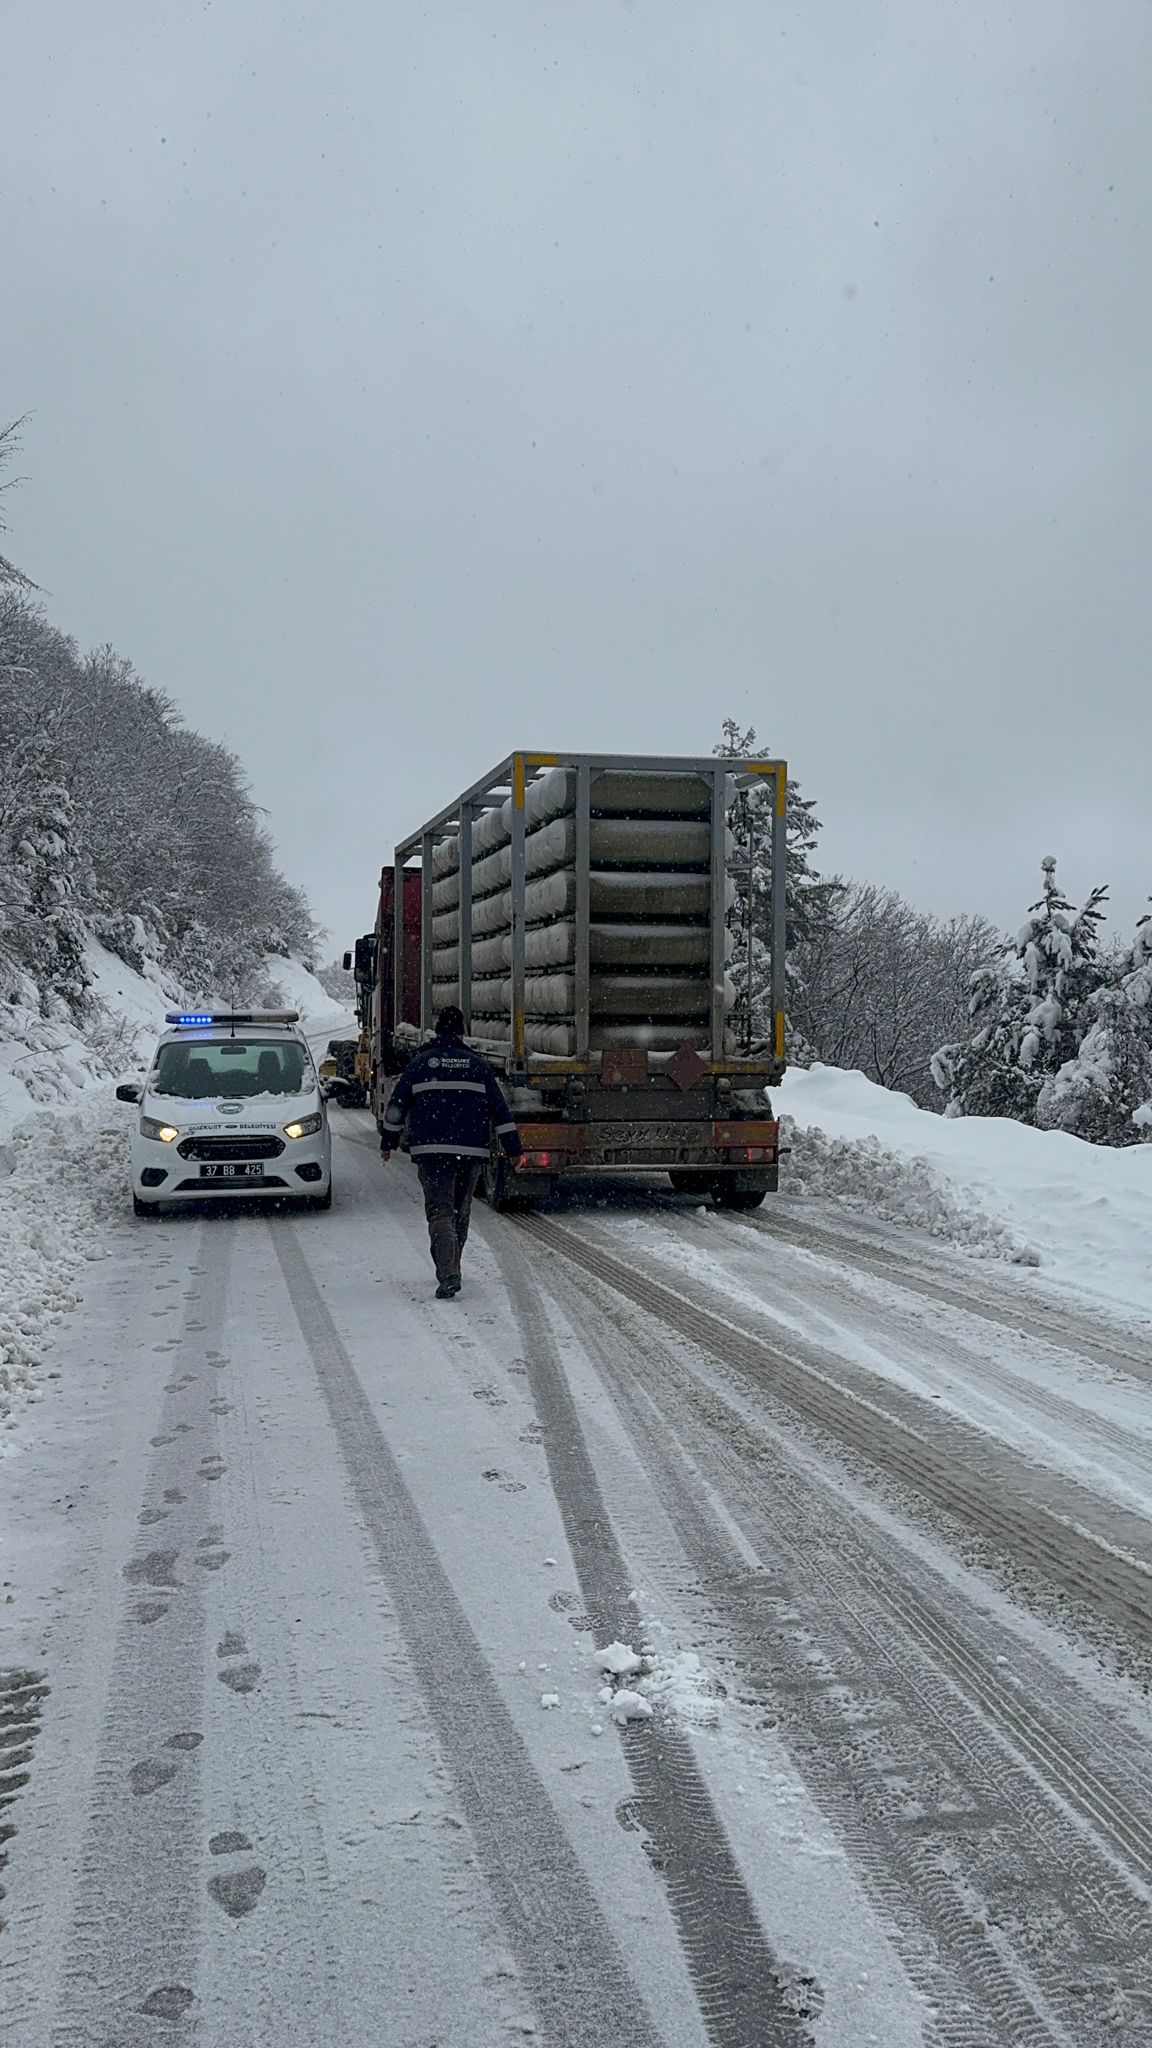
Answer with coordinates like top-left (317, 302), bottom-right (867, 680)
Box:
top-left (483, 1155), bottom-right (533, 1214)
top-left (712, 1185), bottom-right (767, 1211)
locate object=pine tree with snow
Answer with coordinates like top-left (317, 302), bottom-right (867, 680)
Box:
top-left (1036, 902), bottom-right (1152, 1144)
top-left (931, 944), bottom-right (1038, 1121)
top-left (5, 738), bottom-right (90, 1018)
top-left (933, 858), bottom-right (1109, 1124)
top-left (715, 718), bottom-right (842, 1048)
top-left (1016, 856), bottom-right (1108, 1078)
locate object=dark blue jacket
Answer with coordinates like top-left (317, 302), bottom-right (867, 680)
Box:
top-left (380, 1035), bottom-right (522, 1162)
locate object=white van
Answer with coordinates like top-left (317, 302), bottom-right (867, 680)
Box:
top-left (118, 1011), bottom-right (332, 1215)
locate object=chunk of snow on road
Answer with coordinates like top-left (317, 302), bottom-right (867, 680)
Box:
top-left (609, 1690), bottom-right (653, 1725)
top-left (540, 1693), bottom-right (560, 1710)
top-left (642, 1651), bottom-right (724, 1729)
top-left (594, 1640), bottom-right (643, 1678)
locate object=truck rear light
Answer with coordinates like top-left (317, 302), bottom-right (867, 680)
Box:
top-left (713, 1119), bottom-right (780, 1148)
top-left (516, 1150), bottom-right (561, 1171)
top-left (728, 1144), bottom-right (774, 1164)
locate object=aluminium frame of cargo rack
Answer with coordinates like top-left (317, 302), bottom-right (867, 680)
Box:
top-left (391, 750), bottom-right (788, 1074)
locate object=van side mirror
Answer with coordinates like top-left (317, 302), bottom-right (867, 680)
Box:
top-left (115, 1081), bottom-right (141, 1104)
top-left (342, 951), bottom-right (352, 971)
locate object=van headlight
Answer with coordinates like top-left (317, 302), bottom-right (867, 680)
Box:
top-left (140, 1116), bottom-right (180, 1143)
top-left (283, 1112), bottom-right (323, 1140)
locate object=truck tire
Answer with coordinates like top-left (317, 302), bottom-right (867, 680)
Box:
top-left (712, 1185), bottom-right (767, 1211)
top-left (484, 1155), bottom-right (533, 1214)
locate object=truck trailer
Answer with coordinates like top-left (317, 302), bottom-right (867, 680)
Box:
top-left (343, 866), bottom-right (423, 1092)
top-left (370, 749), bottom-right (787, 1209)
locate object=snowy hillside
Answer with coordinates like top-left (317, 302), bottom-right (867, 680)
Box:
top-left (781, 1063), bottom-right (1152, 1318)
top-left (0, 943), bottom-right (343, 1142)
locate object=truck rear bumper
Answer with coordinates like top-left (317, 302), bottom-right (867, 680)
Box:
top-left (511, 1118), bottom-right (780, 1180)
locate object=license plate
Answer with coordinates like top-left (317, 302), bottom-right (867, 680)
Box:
top-left (199, 1162), bottom-right (264, 1180)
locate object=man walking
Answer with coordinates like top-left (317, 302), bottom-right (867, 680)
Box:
top-left (379, 1006), bottom-right (523, 1297)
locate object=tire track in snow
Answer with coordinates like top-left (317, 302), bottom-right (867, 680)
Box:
top-left (524, 1238), bottom-right (1152, 2045)
top-left (484, 1224), bottom-right (817, 2048)
top-left (599, 1180), bottom-right (1151, 1385)
top-left (737, 1211), bottom-right (1152, 1390)
top-left (271, 1224), bottom-right (669, 2048)
top-left (638, 1201), bottom-right (1152, 1484)
top-left (578, 1207), bottom-right (1152, 1576)
top-left (519, 1218), bottom-right (1152, 1647)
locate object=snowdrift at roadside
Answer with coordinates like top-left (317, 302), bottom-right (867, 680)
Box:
top-left (0, 1102), bottom-right (123, 1435)
top-left (779, 1064), bottom-right (1152, 1317)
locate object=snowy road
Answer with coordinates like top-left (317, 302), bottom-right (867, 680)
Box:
top-left (4, 1109), bottom-right (1152, 2045)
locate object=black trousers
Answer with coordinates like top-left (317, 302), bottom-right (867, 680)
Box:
top-left (416, 1156), bottom-right (483, 1281)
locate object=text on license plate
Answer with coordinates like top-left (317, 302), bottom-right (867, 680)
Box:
top-left (199, 1162), bottom-right (264, 1179)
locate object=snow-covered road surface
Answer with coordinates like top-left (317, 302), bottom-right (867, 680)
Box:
top-left (4, 1111), bottom-right (1152, 2045)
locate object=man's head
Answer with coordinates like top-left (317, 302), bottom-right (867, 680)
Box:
top-left (434, 1005), bottom-right (466, 1039)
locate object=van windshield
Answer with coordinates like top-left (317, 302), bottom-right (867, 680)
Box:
top-left (151, 1038), bottom-right (313, 1099)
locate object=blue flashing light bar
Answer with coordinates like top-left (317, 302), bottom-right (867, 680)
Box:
top-left (165, 1010), bottom-right (301, 1027)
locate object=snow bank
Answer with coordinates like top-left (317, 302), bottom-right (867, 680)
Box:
top-left (256, 954), bottom-right (350, 1039)
top-left (0, 1101), bottom-right (123, 1435)
top-left (0, 940), bottom-right (170, 1142)
top-left (780, 1064), bottom-right (1152, 1316)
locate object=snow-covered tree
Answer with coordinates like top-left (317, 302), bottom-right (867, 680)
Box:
top-left (7, 745), bottom-right (89, 1014)
top-left (933, 858), bottom-right (1109, 1124)
top-left (1035, 903), bottom-right (1152, 1144)
top-left (930, 945), bottom-right (1037, 1121)
top-left (791, 881), bottom-right (1003, 1106)
top-left (715, 718), bottom-right (842, 1048)
top-left (1016, 857), bottom-right (1108, 1075)
top-left (0, 441), bottom-right (320, 1018)
top-left (0, 417), bottom-right (33, 594)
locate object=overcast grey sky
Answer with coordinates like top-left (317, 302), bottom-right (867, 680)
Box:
top-left (3, 1), bottom-right (1150, 949)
